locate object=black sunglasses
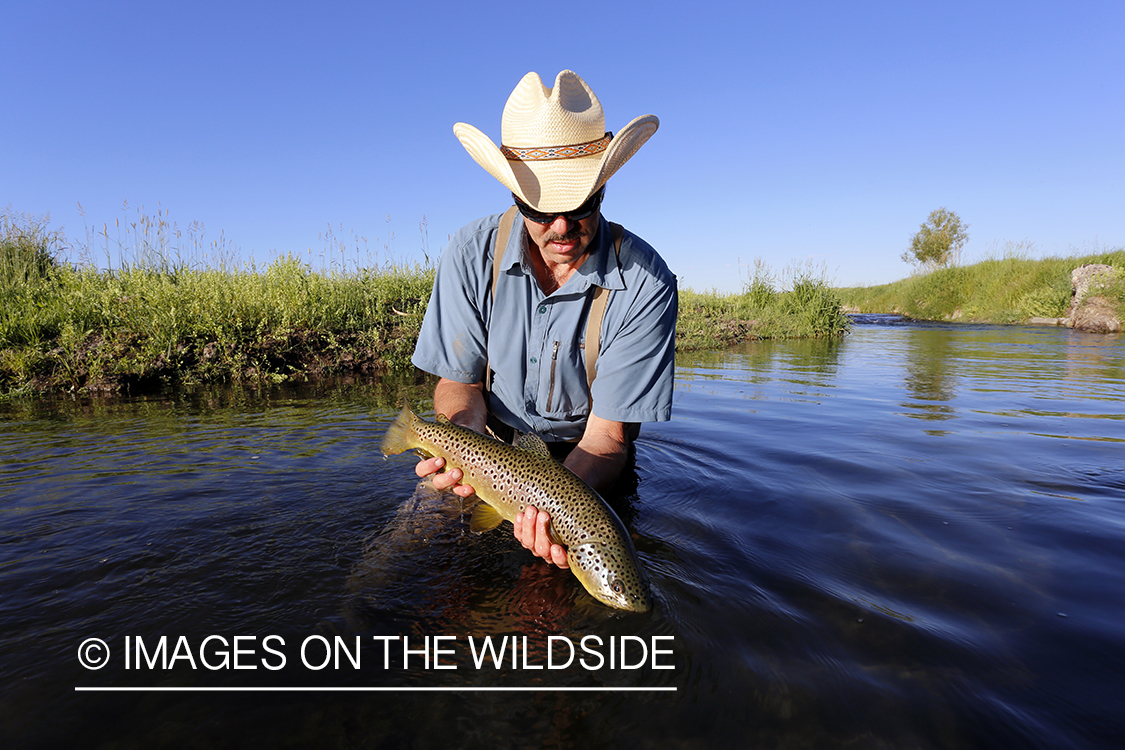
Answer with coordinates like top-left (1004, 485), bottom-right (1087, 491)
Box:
top-left (513, 188), bottom-right (604, 225)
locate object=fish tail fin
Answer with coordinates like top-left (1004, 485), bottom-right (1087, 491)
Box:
top-left (380, 405), bottom-right (419, 457)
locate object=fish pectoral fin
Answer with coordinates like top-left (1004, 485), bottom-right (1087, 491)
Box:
top-left (469, 502), bottom-right (505, 534)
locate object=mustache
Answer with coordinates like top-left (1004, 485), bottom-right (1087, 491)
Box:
top-left (543, 226), bottom-right (586, 243)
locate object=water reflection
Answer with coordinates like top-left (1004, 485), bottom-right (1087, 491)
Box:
top-left (1062, 329), bottom-right (1125, 390)
top-left (681, 336), bottom-right (844, 378)
top-left (902, 327), bottom-right (958, 421)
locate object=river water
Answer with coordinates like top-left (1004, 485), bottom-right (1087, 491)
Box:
top-left (1, 316), bottom-right (1122, 749)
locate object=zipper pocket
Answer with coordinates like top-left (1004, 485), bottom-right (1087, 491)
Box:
top-left (546, 341), bottom-right (560, 410)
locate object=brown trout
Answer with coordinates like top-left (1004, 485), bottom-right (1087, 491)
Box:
top-left (379, 405), bottom-right (651, 612)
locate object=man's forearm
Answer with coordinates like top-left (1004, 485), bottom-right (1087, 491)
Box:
top-left (564, 446), bottom-right (628, 492)
top-left (564, 413), bottom-right (634, 491)
top-left (433, 378), bottom-right (488, 434)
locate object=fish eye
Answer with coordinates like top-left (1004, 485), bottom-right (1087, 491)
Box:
top-left (610, 579), bottom-right (624, 594)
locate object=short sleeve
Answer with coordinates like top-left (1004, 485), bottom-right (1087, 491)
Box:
top-left (588, 238), bottom-right (678, 423)
top-left (410, 219), bottom-right (497, 384)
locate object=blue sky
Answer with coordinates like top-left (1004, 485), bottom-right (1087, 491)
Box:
top-left (4, 1), bottom-right (1123, 292)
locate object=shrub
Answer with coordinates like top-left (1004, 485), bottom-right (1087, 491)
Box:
top-left (902, 208), bottom-right (969, 270)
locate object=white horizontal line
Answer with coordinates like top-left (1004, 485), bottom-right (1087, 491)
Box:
top-left (75, 686), bottom-right (676, 693)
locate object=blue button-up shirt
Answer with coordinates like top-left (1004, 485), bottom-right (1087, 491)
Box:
top-left (412, 211), bottom-right (677, 442)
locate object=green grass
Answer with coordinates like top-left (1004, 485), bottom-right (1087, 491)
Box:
top-left (1, 208), bottom-right (65, 290)
top-left (676, 260), bottom-right (851, 351)
top-left (1, 209), bottom-right (848, 398)
top-left (1, 207), bottom-right (433, 397)
top-left (836, 243), bottom-right (1125, 324)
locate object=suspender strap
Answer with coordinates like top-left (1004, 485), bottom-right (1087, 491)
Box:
top-left (585, 222), bottom-right (623, 398)
top-left (485, 207), bottom-right (520, 394)
top-left (486, 209), bottom-right (623, 396)
top-left (491, 207), bottom-right (519, 304)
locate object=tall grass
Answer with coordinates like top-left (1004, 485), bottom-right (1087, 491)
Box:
top-left (677, 259), bottom-right (851, 350)
top-left (837, 242), bottom-right (1125, 323)
top-left (1, 208), bottom-right (66, 288)
top-left (1, 208), bottom-right (433, 397)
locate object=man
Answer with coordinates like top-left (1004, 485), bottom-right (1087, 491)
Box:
top-left (410, 70), bottom-right (677, 569)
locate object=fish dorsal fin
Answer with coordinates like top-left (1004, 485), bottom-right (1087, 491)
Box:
top-left (469, 502), bottom-right (505, 534)
top-left (513, 430), bottom-right (551, 457)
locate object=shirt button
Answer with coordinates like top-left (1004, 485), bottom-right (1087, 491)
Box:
top-left (530, 357), bottom-right (538, 364)
top-left (537, 305), bottom-right (547, 314)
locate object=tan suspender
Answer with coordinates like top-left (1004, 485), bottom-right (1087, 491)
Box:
top-left (491, 207), bottom-right (519, 298)
top-left (584, 283), bottom-right (611, 395)
top-left (487, 206), bottom-right (623, 397)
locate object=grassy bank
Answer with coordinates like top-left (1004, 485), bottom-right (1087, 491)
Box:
top-left (1, 209), bottom-right (848, 398)
top-left (676, 261), bottom-right (850, 350)
top-left (836, 245), bottom-right (1125, 324)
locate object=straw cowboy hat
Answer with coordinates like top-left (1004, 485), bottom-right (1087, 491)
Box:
top-left (453, 70), bottom-right (659, 213)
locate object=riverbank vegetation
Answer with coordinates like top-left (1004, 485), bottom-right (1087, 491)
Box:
top-left (1, 209), bottom-right (849, 398)
top-left (837, 243), bottom-right (1125, 324)
top-left (676, 260), bottom-right (850, 350)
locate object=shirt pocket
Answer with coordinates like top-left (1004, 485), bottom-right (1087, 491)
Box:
top-left (541, 339), bottom-right (591, 418)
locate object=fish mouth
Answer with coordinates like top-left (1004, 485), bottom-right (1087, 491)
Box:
top-left (607, 591), bottom-right (651, 614)
top-left (585, 586), bottom-right (649, 613)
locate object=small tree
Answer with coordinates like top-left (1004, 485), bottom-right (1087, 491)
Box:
top-left (902, 207), bottom-right (969, 270)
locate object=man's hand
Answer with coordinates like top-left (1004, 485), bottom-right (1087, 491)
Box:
top-left (513, 505), bottom-right (569, 568)
top-left (414, 456), bottom-right (476, 497)
top-left (414, 378), bottom-right (487, 497)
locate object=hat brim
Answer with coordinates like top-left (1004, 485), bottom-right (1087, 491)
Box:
top-left (454, 114), bottom-right (659, 213)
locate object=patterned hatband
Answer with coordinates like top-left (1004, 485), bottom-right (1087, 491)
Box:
top-left (500, 132), bottom-right (613, 162)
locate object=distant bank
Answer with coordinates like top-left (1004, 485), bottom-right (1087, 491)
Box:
top-left (836, 249), bottom-right (1124, 333)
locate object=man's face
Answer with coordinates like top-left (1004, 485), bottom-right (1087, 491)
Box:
top-left (517, 188), bottom-right (604, 267)
top-left (523, 210), bottom-right (600, 266)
